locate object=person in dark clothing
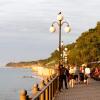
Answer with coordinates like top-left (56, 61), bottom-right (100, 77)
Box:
top-left (58, 64), bottom-right (63, 91)
top-left (62, 66), bottom-right (69, 89)
top-left (59, 65), bottom-right (69, 91)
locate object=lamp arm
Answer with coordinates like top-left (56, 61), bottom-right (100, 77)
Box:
top-left (52, 21), bottom-right (59, 26)
top-left (61, 21), bottom-right (70, 26)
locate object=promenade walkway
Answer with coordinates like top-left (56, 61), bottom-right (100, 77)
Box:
top-left (55, 79), bottom-right (100, 100)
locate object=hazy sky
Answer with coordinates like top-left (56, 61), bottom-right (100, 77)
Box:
top-left (0, 0), bottom-right (100, 66)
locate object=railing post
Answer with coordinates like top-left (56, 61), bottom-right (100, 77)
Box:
top-left (56, 76), bottom-right (59, 91)
top-left (51, 76), bottom-right (54, 99)
top-left (39, 80), bottom-right (45, 100)
top-left (20, 89), bottom-right (27, 100)
top-left (45, 78), bottom-right (49, 100)
top-left (54, 76), bottom-right (58, 95)
top-left (57, 76), bottom-right (59, 91)
top-left (32, 84), bottom-right (38, 95)
top-left (48, 76), bottom-right (52, 100)
top-left (32, 84), bottom-right (39, 100)
top-left (53, 77), bottom-right (56, 96)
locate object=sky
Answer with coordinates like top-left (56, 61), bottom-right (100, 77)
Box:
top-left (0, 0), bottom-right (100, 66)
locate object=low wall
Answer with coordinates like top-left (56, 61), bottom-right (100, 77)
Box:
top-left (32, 66), bottom-right (56, 77)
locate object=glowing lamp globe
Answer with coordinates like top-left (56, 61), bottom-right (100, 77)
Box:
top-left (64, 47), bottom-right (68, 51)
top-left (64, 26), bottom-right (71, 33)
top-left (57, 47), bottom-right (59, 51)
top-left (57, 14), bottom-right (63, 21)
top-left (61, 41), bottom-right (64, 46)
top-left (49, 26), bottom-right (56, 33)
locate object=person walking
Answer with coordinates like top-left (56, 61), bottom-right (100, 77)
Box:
top-left (58, 64), bottom-right (63, 92)
top-left (58, 64), bottom-right (69, 91)
top-left (69, 66), bottom-right (75, 88)
top-left (62, 66), bottom-right (69, 89)
top-left (84, 66), bottom-right (90, 85)
top-left (79, 66), bottom-right (85, 83)
top-left (74, 66), bottom-right (80, 84)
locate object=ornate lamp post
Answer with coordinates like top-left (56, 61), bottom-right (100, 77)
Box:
top-left (50, 12), bottom-right (71, 67)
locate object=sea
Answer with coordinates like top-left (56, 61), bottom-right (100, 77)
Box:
top-left (0, 67), bottom-right (41, 100)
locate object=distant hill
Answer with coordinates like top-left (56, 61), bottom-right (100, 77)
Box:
top-left (6, 22), bottom-right (100, 68)
top-left (48, 22), bottom-right (100, 66)
top-left (6, 61), bottom-right (39, 68)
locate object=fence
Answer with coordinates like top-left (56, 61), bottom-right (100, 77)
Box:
top-left (20, 74), bottom-right (59, 100)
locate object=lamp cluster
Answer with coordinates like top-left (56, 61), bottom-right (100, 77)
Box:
top-left (57, 41), bottom-right (68, 66)
top-left (50, 12), bottom-right (71, 33)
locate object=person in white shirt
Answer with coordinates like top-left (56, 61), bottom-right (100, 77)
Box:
top-left (69, 66), bottom-right (75, 88)
top-left (84, 67), bottom-right (90, 85)
top-left (74, 66), bottom-right (80, 84)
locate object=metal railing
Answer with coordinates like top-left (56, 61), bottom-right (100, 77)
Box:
top-left (20, 74), bottom-right (59, 100)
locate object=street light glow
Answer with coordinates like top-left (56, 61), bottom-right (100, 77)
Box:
top-left (49, 25), bottom-right (56, 33)
top-left (64, 47), bottom-right (68, 51)
top-left (64, 26), bottom-right (71, 33)
top-left (61, 41), bottom-right (64, 46)
top-left (57, 13), bottom-right (63, 21)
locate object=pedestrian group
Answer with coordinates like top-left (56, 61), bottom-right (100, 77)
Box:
top-left (58, 64), bottom-right (90, 91)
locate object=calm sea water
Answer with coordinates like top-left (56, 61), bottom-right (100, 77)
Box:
top-left (0, 67), bottom-right (41, 100)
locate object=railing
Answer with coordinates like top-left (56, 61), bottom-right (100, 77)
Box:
top-left (20, 74), bottom-right (59, 100)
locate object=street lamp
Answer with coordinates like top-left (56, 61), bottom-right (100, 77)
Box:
top-left (63, 47), bottom-right (68, 66)
top-left (50, 12), bottom-right (71, 67)
top-left (60, 42), bottom-right (68, 67)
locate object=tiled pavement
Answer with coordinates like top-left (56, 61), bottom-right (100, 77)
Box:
top-left (54, 79), bottom-right (100, 100)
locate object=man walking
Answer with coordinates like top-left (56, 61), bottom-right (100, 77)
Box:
top-left (62, 66), bottom-right (69, 89)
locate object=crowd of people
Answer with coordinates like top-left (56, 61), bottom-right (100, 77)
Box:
top-left (58, 64), bottom-right (91, 91)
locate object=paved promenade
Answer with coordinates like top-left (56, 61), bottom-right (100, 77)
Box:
top-left (55, 79), bottom-right (100, 100)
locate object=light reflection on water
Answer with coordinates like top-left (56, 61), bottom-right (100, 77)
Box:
top-left (0, 67), bottom-right (41, 100)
